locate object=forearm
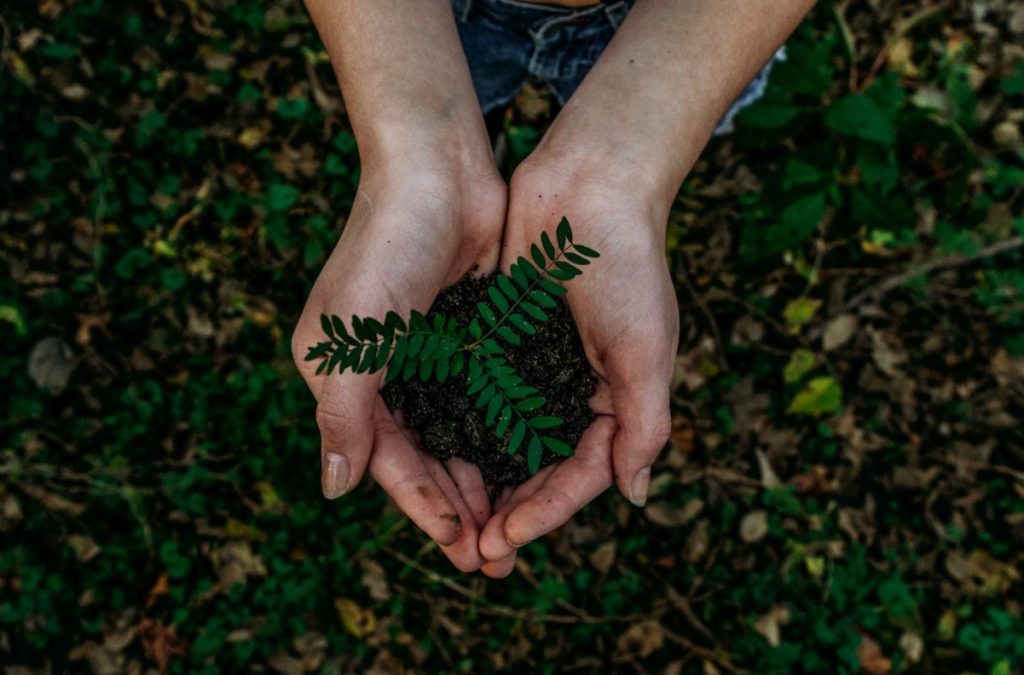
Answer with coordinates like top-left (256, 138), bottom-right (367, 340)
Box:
top-left (535, 0), bottom-right (814, 205)
top-left (304, 0), bottom-right (492, 172)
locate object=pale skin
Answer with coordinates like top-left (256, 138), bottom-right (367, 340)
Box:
top-left (293, 0), bottom-right (815, 577)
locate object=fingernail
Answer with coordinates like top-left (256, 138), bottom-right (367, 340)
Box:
top-left (322, 453), bottom-right (350, 499)
top-left (506, 538), bottom-right (529, 549)
top-left (629, 466), bottom-right (651, 507)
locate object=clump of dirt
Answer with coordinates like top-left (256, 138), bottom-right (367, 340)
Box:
top-left (381, 273), bottom-right (596, 485)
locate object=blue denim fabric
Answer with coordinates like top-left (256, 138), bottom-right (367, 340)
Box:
top-left (451, 0), bottom-right (785, 136)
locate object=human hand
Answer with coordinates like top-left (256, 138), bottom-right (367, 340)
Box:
top-left (478, 156), bottom-right (678, 578)
top-left (291, 149), bottom-right (506, 572)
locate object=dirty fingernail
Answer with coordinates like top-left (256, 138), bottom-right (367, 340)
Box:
top-left (322, 453), bottom-right (350, 499)
top-left (629, 466), bottom-right (651, 507)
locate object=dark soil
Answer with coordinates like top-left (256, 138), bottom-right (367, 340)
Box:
top-left (381, 273), bottom-right (596, 486)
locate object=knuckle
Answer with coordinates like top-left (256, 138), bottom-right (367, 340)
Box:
top-left (624, 408), bottom-right (671, 456)
top-left (315, 405), bottom-right (352, 436)
top-left (650, 411), bottom-right (673, 449)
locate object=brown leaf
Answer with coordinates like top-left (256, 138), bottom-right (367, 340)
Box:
top-left (360, 559), bottom-right (390, 602)
top-left (215, 540), bottom-right (266, 589)
top-left (67, 534), bottom-right (101, 562)
top-left (739, 510), bottom-right (769, 543)
top-left (68, 640), bottom-right (121, 675)
top-left (755, 450), bottom-right (783, 489)
top-left (268, 652), bottom-right (305, 675)
top-left (76, 312), bottom-right (111, 346)
top-left (684, 519), bottom-right (709, 563)
top-left (146, 574), bottom-right (169, 608)
top-left (822, 314), bottom-right (858, 351)
top-left (870, 330), bottom-right (906, 376)
top-left (19, 483), bottom-right (85, 516)
top-left (670, 416), bottom-right (695, 455)
top-left (28, 336), bottom-right (75, 394)
top-left (589, 541), bottom-right (616, 575)
top-left (0, 493), bottom-right (23, 533)
top-left (60, 83), bottom-right (89, 101)
top-left (138, 618), bottom-right (186, 675)
top-left (891, 466), bottom-right (940, 489)
top-left (899, 632), bottom-right (924, 664)
top-left (946, 549), bottom-right (1021, 594)
top-left (366, 650), bottom-right (407, 675)
top-left (753, 605), bottom-right (790, 647)
top-left (857, 634), bottom-right (892, 675)
top-left (645, 499), bottom-right (703, 528)
top-left (616, 619), bottom-right (665, 659)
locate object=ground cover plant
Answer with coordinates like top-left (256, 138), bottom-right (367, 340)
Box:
top-left (1, 0), bottom-right (1023, 673)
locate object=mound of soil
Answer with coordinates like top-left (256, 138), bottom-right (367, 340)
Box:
top-left (381, 273), bottom-right (596, 485)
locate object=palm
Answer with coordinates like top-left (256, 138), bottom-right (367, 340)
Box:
top-left (478, 167), bottom-right (677, 577)
top-left (292, 175), bottom-right (505, 571)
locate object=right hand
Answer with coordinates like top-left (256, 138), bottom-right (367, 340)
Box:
top-left (291, 149), bottom-right (506, 572)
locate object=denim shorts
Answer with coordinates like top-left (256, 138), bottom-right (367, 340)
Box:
top-left (452, 0), bottom-right (785, 136)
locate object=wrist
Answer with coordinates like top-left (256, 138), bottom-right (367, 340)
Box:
top-left (531, 119), bottom-right (685, 214)
top-left (514, 142), bottom-right (673, 232)
top-left (356, 106), bottom-right (496, 176)
top-left (354, 140), bottom-right (506, 242)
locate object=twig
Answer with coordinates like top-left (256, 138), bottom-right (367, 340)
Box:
top-left (830, 1), bottom-right (858, 90)
top-left (843, 237), bottom-right (1024, 311)
top-left (384, 547), bottom-right (645, 625)
top-left (665, 585), bottom-right (714, 642)
top-left (677, 268), bottom-right (729, 372)
top-left (862, 0), bottom-right (954, 89)
top-left (662, 626), bottom-right (738, 673)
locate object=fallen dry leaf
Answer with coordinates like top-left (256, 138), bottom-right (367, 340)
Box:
top-left (857, 634), bottom-right (892, 675)
top-left (589, 541), bottom-right (616, 575)
top-left (753, 605), bottom-right (791, 646)
top-left (740, 510), bottom-right (769, 543)
top-left (645, 499), bottom-right (703, 528)
top-left (822, 313), bottom-right (858, 351)
top-left (28, 336), bottom-right (75, 394)
top-left (138, 618), bottom-right (186, 675)
top-left (616, 619), bottom-right (665, 660)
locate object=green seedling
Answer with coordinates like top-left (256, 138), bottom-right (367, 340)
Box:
top-left (305, 217), bottom-right (599, 474)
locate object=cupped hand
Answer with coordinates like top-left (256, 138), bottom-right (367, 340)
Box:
top-left (291, 154), bottom-right (506, 572)
top-left (478, 158), bottom-right (679, 577)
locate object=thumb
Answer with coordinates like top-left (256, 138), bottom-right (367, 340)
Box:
top-left (316, 372), bottom-right (379, 498)
top-left (610, 372), bottom-right (672, 507)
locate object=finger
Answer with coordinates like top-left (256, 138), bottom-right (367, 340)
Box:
top-left (426, 456), bottom-right (485, 573)
top-left (445, 458), bottom-right (491, 528)
top-left (589, 380), bottom-right (613, 415)
top-left (503, 415), bottom-right (617, 547)
top-left (316, 372), bottom-right (381, 497)
top-left (481, 553), bottom-right (517, 579)
top-left (479, 465), bottom-right (559, 562)
top-left (479, 417), bottom-right (617, 560)
top-left (609, 375), bottom-right (672, 507)
top-left (367, 401), bottom-right (462, 547)
top-left (492, 485), bottom-right (516, 512)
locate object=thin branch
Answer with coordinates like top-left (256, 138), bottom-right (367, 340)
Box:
top-left (843, 236), bottom-right (1024, 311)
top-left (385, 547), bottom-right (642, 625)
top-left (662, 626), bottom-right (739, 673)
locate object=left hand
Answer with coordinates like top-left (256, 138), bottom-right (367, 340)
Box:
top-left (477, 154), bottom-right (679, 578)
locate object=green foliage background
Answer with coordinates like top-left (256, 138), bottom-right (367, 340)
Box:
top-left (1, 1), bottom-right (1023, 673)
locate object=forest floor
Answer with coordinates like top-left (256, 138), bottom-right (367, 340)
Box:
top-left (2, 1), bottom-right (1023, 673)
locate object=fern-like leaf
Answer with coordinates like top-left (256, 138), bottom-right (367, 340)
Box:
top-left (306, 216), bottom-right (600, 476)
